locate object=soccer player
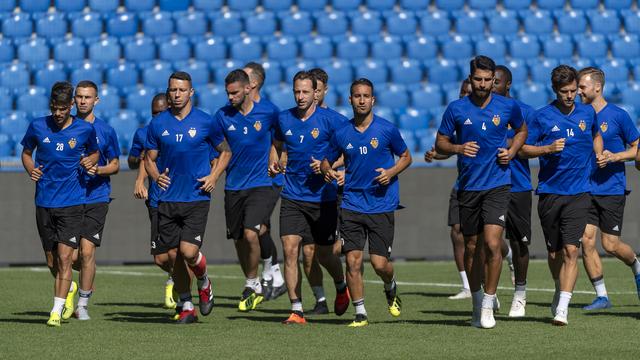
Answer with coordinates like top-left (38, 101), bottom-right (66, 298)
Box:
top-left (577, 67), bottom-right (640, 309)
top-left (21, 81), bottom-right (99, 326)
top-left (243, 62), bottom-right (286, 300)
top-left (520, 65), bottom-right (605, 326)
top-left (436, 56), bottom-right (527, 329)
top-left (73, 80), bottom-right (120, 320)
top-left (145, 71), bottom-right (231, 324)
top-left (492, 65), bottom-right (535, 317)
top-left (321, 78), bottom-right (412, 327)
top-left (270, 71), bottom-right (350, 324)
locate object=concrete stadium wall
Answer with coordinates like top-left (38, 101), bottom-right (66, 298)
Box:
top-left (2, 166), bottom-right (640, 265)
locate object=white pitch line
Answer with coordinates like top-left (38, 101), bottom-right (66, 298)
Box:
top-left (19, 267), bottom-right (638, 296)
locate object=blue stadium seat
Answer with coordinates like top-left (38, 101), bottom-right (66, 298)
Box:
top-left (284, 60), bottom-right (315, 83)
top-left (332, 0), bottom-right (360, 11)
top-left (322, 87), bottom-right (338, 107)
top-left (509, 35), bottom-right (540, 59)
top-left (159, 37), bottom-right (191, 62)
top-left (17, 38), bottom-right (49, 65)
top-left (245, 12), bottom-right (277, 37)
top-left (366, 0), bottom-right (394, 11)
top-left (476, 35), bottom-right (506, 60)
top-left (406, 36), bottom-right (437, 61)
top-left (54, 0), bottom-right (85, 12)
top-left (106, 12), bottom-right (138, 38)
top-left (621, 10), bottom-right (640, 35)
top-left (174, 60), bottom-right (210, 87)
top-left (266, 85), bottom-right (296, 109)
top-left (468, 0), bottom-right (497, 10)
top-left (389, 59), bottom-right (423, 85)
top-left (569, 0), bottom-right (598, 10)
top-left (612, 34), bottom-right (640, 60)
top-left (537, 0), bottom-right (565, 9)
top-left (2, 14), bottom-right (33, 39)
top-left (70, 12), bottom-right (103, 39)
top-left (262, 0), bottom-right (292, 12)
top-left (518, 83), bottom-right (549, 109)
top-left (194, 36), bottom-right (226, 62)
top-left (588, 10), bottom-right (621, 35)
top-left (0, 111), bottom-right (30, 134)
top-left (317, 11), bottom-right (348, 37)
top-left (411, 84), bottom-right (443, 109)
top-left (34, 62), bottom-right (67, 90)
top-left (454, 10), bottom-right (485, 35)
top-left (196, 85), bottom-right (227, 113)
top-left (604, 0), bottom-right (632, 10)
top-left (502, 0), bottom-right (530, 10)
top-left (575, 34), bottom-right (608, 60)
top-left (426, 59), bottom-right (459, 85)
top-left (621, 82), bottom-right (640, 109)
top-left (88, 0), bottom-right (119, 13)
top-left (266, 36), bottom-right (298, 62)
top-left (0, 134), bottom-right (12, 156)
top-left (435, 0), bottom-right (464, 11)
top-left (317, 59), bottom-right (353, 85)
top-left (35, 13), bottom-right (67, 40)
top-left (543, 34), bottom-right (574, 59)
top-left (441, 35), bottom-right (473, 60)
top-left (0, 87), bottom-right (11, 111)
top-left (159, 0), bottom-right (191, 11)
top-left (141, 11), bottom-right (174, 38)
top-left (350, 11), bottom-right (382, 37)
top-left (280, 11), bottom-right (313, 37)
top-left (96, 86), bottom-right (121, 113)
top-left (487, 10), bottom-right (518, 36)
top-left (124, 0), bottom-right (155, 12)
top-left (376, 84), bottom-right (409, 109)
top-left (210, 12), bottom-right (243, 38)
top-left (399, 130), bottom-right (416, 150)
top-left (69, 62), bottom-right (102, 87)
top-left (109, 110), bottom-right (140, 138)
top-left (556, 10), bottom-right (587, 35)
top-left (504, 59), bottom-right (527, 83)
top-left (141, 61), bottom-right (174, 89)
top-left (399, 0), bottom-right (428, 10)
top-left (301, 36), bottom-right (333, 60)
top-left (600, 59), bottom-right (629, 83)
top-left (106, 62), bottom-right (139, 91)
top-left (398, 108), bottom-right (430, 131)
top-left (230, 37), bottom-right (263, 62)
top-left (444, 85), bottom-right (463, 103)
top-left (0, 39), bottom-right (14, 64)
top-left (259, 61), bottom-right (281, 86)
top-left (125, 87), bottom-right (155, 117)
top-left (227, 0), bottom-right (259, 12)
top-left (175, 11), bottom-right (208, 37)
top-left (20, 0), bottom-right (49, 13)
top-left (572, 58), bottom-right (593, 71)
top-left (16, 87), bottom-right (48, 112)
top-left (335, 35), bottom-right (368, 60)
top-left (371, 35), bottom-right (403, 61)
top-left (298, 0), bottom-right (327, 11)
top-left (88, 37), bottom-right (121, 66)
top-left (53, 38), bottom-right (85, 63)
top-left (372, 106), bottom-right (394, 123)
top-left (530, 59), bottom-right (559, 83)
top-left (353, 59), bottom-right (388, 84)
top-left (386, 11), bottom-right (417, 37)
top-left (192, 0), bottom-right (222, 11)
top-left (122, 36), bottom-right (156, 63)
top-left (419, 11), bottom-right (450, 37)
top-left (212, 59), bottom-right (244, 84)
top-left (523, 10), bottom-right (553, 35)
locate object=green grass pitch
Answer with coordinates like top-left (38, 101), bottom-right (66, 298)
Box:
top-left (1, 258), bottom-right (638, 359)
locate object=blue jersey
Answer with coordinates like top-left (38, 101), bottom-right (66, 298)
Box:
top-left (274, 107), bottom-right (346, 202)
top-left (215, 101), bottom-right (277, 191)
top-left (527, 102), bottom-right (598, 195)
top-left (508, 100), bottom-right (535, 192)
top-left (438, 94), bottom-right (524, 191)
top-left (591, 104), bottom-right (639, 195)
top-left (329, 116), bottom-right (407, 214)
top-left (131, 125), bottom-right (160, 208)
top-left (21, 116), bottom-right (99, 208)
top-left (83, 118), bottom-right (120, 204)
top-left (257, 98), bottom-right (284, 187)
top-left (145, 107), bottom-right (224, 203)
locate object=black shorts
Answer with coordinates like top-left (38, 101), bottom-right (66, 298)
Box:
top-left (80, 202), bottom-right (109, 247)
top-left (279, 198), bottom-right (337, 246)
top-left (146, 202), bottom-right (169, 255)
top-left (36, 205), bottom-right (84, 251)
top-left (458, 185), bottom-right (510, 237)
top-left (587, 195), bottom-right (625, 236)
top-left (447, 187), bottom-right (459, 226)
top-left (264, 185), bottom-right (282, 229)
top-left (538, 192), bottom-right (590, 252)
top-left (340, 209), bottom-right (395, 259)
top-left (158, 201), bottom-right (210, 250)
top-left (506, 191), bottom-right (532, 245)
top-left (225, 186), bottom-right (275, 240)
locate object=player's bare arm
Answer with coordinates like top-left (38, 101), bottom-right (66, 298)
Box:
top-left (268, 140), bottom-right (286, 176)
top-left (435, 133), bottom-right (479, 158)
top-left (145, 149), bottom-right (170, 190)
top-left (498, 122), bottom-right (527, 164)
top-left (374, 149), bottom-right (412, 186)
top-left (198, 140), bottom-right (231, 193)
top-left (95, 157), bottom-right (119, 177)
top-left (133, 161), bottom-right (148, 199)
top-left (424, 145), bottom-right (451, 163)
top-left (21, 148), bottom-right (43, 182)
top-left (605, 139), bottom-right (638, 163)
top-left (127, 150), bottom-right (144, 170)
top-left (80, 150), bottom-right (100, 175)
top-left (593, 132), bottom-right (607, 168)
top-left (519, 138), bottom-right (566, 159)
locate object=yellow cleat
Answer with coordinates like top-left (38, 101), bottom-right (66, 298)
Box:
top-left (385, 290), bottom-right (402, 317)
top-left (62, 281), bottom-right (77, 320)
top-left (47, 312), bottom-right (61, 327)
top-left (238, 288), bottom-right (264, 312)
top-left (164, 282), bottom-right (176, 309)
top-left (348, 314), bottom-right (369, 327)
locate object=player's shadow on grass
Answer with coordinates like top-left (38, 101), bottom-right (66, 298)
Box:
top-left (227, 315), bottom-right (348, 325)
top-left (376, 319), bottom-right (470, 327)
top-left (0, 311), bottom-right (52, 324)
top-left (583, 312), bottom-right (640, 320)
top-left (253, 308), bottom-right (296, 315)
top-left (104, 311), bottom-right (172, 324)
top-left (498, 316), bottom-right (552, 324)
top-left (402, 291), bottom-right (453, 299)
top-left (421, 309), bottom-right (469, 317)
top-left (95, 302), bottom-right (163, 309)
top-left (527, 301), bottom-right (584, 310)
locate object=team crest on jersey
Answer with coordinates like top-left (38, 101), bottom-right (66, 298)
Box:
top-left (370, 137), bottom-right (379, 149)
top-left (600, 122), bottom-right (608, 133)
top-left (579, 120), bottom-right (586, 131)
top-left (253, 121), bottom-right (262, 131)
top-left (68, 138), bottom-right (77, 149)
top-left (188, 127), bottom-right (197, 138)
top-left (492, 115), bottom-right (501, 126)
top-left (311, 128), bottom-right (319, 139)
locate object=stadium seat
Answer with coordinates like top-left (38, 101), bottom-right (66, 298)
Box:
top-left (406, 36), bottom-right (437, 61)
top-left (96, 86), bottom-right (121, 113)
top-left (575, 34), bottom-right (608, 60)
top-left (389, 59), bottom-right (423, 85)
top-left (0, 39), bottom-right (14, 64)
top-left (125, 0), bottom-right (155, 12)
top-left (332, 0), bottom-right (360, 11)
top-left (259, 61), bottom-right (282, 86)
top-left (518, 83), bottom-right (549, 109)
top-left (262, 0), bottom-right (292, 12)
top-left (556, 10), bottom-right (587, 35)
top-left (600, 59), bottom-right (629, 83)
top-left (604, 0), bottom-right (632, 10)
top-left (279, 11), bottom-right (313, 37)
top-left (125, 87), bottom-right (155, 117)
top-left (227, 0), bottom-right (259, 12)
top-left (211, 12), bottom-right (243, 38)
top-left (502, 59), bottom-right (527, 83)
top-left (175, 11), bottom-right (208, 37)
top-left (0, 0), bottom-right (15, 12)
top-left (350, 11), bottom-right (382, 37)
top-left (109, 110), bottom-right (140, 138)
top-left (569, 0), bottom-right (598, 10)
top-left (17, 38), bottom-right (50, 65)
top-left (0, 134), bottom-right (13, 156)
top-left (88, 37), bottom-right (121, 67)
top-left (621, 82), bottom-right (640, 109)
top-left (454, 10), bottom-right (485, 35)
top-left (174, 60), bottom-right (210, 87)
top-left (386, 11), bottom-right (418, 37)
top-left (0, 87), bottom-right (11, 112)
top-left (53, 38), bottom-right (85, 63)
top-left (441, 35), bottom-right (473, 60)
top-left (301, 36), bottom-right (333, 60)
top-left (192, 0), bottom-right (222, 11)
top-left (106, 13), bottom-right (138, 38)
top-left (612, 34), bottom-right (640, 60)
top-left (398, 0), bottom-right (428, 10)
top-left (373, 106), bottom-right (395, 123)
top-left (70, 12), bottom-right (103, 39)
top-left (266, 36), bottom-right (298, 62)
top-left (315, 11), bottom-right (347, 38)
top-left (194, 36), bottom-right (226, 62)
top-left (230, 37), bottom-right (263, 62)
top-left (0, 111), bottom-right (30, 134)
top-left (298, 0), bottom-right (327, 11)
top-left (419, 11), bottom-right (450, 37)
top-left (266, 85), bottom-right (296, 109)
top-left (34, 62), bottom-right (67, 90)
top-left (88, 0), bottom-right (119, 13)
top-left (284, 61), bottom-right (315, 83)
top-left (530, 59), bottom-right (559, 83)
top-left (487, 10), bottom-right (519, 36)
top-left (245, 12), bottom-right (277, 37)
top-left (537, 0), bottom-right (564, 9)
top-left (502, 0), bottom-right (530, 10)
top-left (353, 59), bottom-right (388, 84)
top-left (317, 59), bottom-right (353, 86)
top-left (621, 10), bottom-right (640, 35)
top-left (543, 34), bottom-right (574, 59)
top-left (371, 35), bottom-right (403, 61)
top-left (2, 14), bottom-right (33, 40)
top-left (70, 61), bottom-right (103, 85)
top-left (399, 130), bottom-right (416, 150)
top-left (476, 35), bottom-right (506, 60)
top-left (16, 87), bottom-right (48, 112)
top-left (426, 59), bottom-right (459, 85)
top-left (509, 35), bottom-right (540, 59)
top-left (141, 61), bottom-right (174, 89)
top-left (335, 35), bottom-right (368, 61)
top-left (212, 59), bottom-right (244, 84)
top-left (122, 36), bottom-right (156, 63)
top-left (20, 0), bottom-right (49, 13)
top-left (434, 0), bottom-right (464, 11)
top-left (398, 108), bottom-right (430, 131)
top-left (588, 10), bottom-right (621, 35)
top-left (54, 0), bottom-right (85, 12)
top-left (366, 0), bottom-right (394, 11)
top-left (523, 10), bottom-right (553, 35)
top-left (158, 37), bottom-right (191, 62)
top-left (468, 0), bottom-right (497, 10)
top-left (141, 11), bottom-right (174, 38)
top-left (376, 84), bottom-right (409, 109)
top-left (35, 13), bottom-right (67, 40)
top-left (196, 85), bottom-right (227, 112)
top-left (411, 84), bottom-right (443, 109)
top-left (106, 62), bottom-right (139, 91)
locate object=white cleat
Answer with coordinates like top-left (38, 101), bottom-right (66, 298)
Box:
top-left (480, 307), bottom-right (496, 329)
top-left (552, 308), bottom-right (568, 326)
top-left (508, 297), bottom-right (526, 318)
top-left (493, 295), bottom-right (500, 313)
top-left (449, 289), bottom-right (471, 300)
top-left (471, 307), bottom-right (481, 328)
top-left (75, 306), bottom-right (91, 321)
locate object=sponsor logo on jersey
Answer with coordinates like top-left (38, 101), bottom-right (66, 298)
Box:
top-left (68, 138), bottom-right (77, 149)
top-left (579, 120), bottom-right (586, 131)
top-left (253, 121), bottom-right (262, 131)
top-left (600, 122), bottom-right (608, 133)
top-left (311, 128), bottom-right (319, 139)
top-left (370, 137), bottom-right (379, 149)
top-left (285, 129), bottom-right (293, 136)
top-left (551, 125), bottom-right (560, 132)
top-left (228, 124), bottom-right (236, 131)
top-left (346, 143), bottom-right (353, 149)
top-left (188, 127), bottom-right (197, 138)
top-left (162, 130), bottom-right (170, 136)
top-left (492, 114), bottom-right (501, 126)
top-left (43, 137), bottom-right (50, 143)
top-left (464, 118), bottom-right (472, 125)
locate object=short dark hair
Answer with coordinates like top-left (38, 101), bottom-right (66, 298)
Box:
top-left (469, 55), bottom-right (496, 76)
top-left (293, 71), bottom-right (317, 89)
top-left (309, 68), bottom-right (329, 86)
top-left (168, 71), bottom-right (192, 86)
top-left (152, 93), bottom-right (167, 105)
top-left (75, 80), bottom-right (98, 94)
top-left (350, 78), bottom-right (374, 95)
top-left (578, 66), bottom-right (605, 89)
top-left (495, 65), bottom-right (512, 84)
top-left (225, 69), bottom-right (250, 85)
top-left (50, 81), bottom-right (74, 105)
top-left (551, 65), bottom-right (578, 90)
top-left (243, 62), bottom-right (265, 88)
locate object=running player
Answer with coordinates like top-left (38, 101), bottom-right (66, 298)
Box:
top-left (73, 80), bottom-right (120, 320)
top-left (145, 71), bottom-right (231, 324)
top-left (436, 56), bottom-right (527, 329)
top-left (520, 65), bottom-right (605, 326)
top-left (270, 71), bottom-right (350, 324)
top-left (321, 78), bottom-right (412, 327)
top-left (21, 81), bottom-right (99, 326)
top-left (577, 67), bottom-right (640, 309)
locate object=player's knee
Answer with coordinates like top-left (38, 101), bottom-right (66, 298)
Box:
top-left (563, 246), bottom-right (579, 261)
top-left (243, 229), bottom-right (259, 243)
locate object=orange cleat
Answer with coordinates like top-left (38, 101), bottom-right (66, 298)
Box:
top-left (282, 311), bottom-right (306, 325)
top-left (334, 287), bottom-right (350, 316)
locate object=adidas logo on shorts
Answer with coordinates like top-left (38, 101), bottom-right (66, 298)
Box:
top-left (464, 118), bottom-right (472, 125)
top-left (613, 225), bottom-right (620, 231)
top-left (498, 215), bottom-right (505, 222)
top-left (69, 237), bottom-right (77, 243)
top-left (194, 235), bottom-right (202, 242)
top-left (93, 233), bottom-right (100, 240)
top-left (551, 125), bottom-right (560, 132)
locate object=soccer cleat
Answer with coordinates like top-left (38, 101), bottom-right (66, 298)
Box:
top-left (282, 311), bottom-right (306, 325)
top-left (238, 287), bottom-right (264, 312)
top-left (508, 297), bottom-right (526, 318)
top-left (171, 305), bottom-right (182, 321)
top-left (198, 281), bottom-right (214, 316)
top-left (334, 287), bottom-right (350, 316)
top-left (176, 309), bottom-right (197, 324)
top-left (448, 289), bottom-right (471, 300)
top-left (62, 281), bottom-right (77, 320)
top-left (270, 283), bottom-right (287, 300)
top-left (74, 306), bottom-right (91, 321)
top-left (634, 273), bottom-right (640, 300)
top-left (164, 282), bottom-right (176, 309)
top-left (348, 313), bottom-right (369, 327)
top-left (261, 278), bottom-right (273, 301)
top-left (47, 312), bottom-right (61, 327)
top-left (582, 296), bottom-right (612, 311)
top-left (480, 307), bottom-right (496, 329)
top-left (552, 308), bottom-right (568, 326)
top-left (385, 288), bottom-right (402, 317)
top-left (308, 300), bottom-right (329, 315)
top-left (470, 308), bottom-right (481, 328)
